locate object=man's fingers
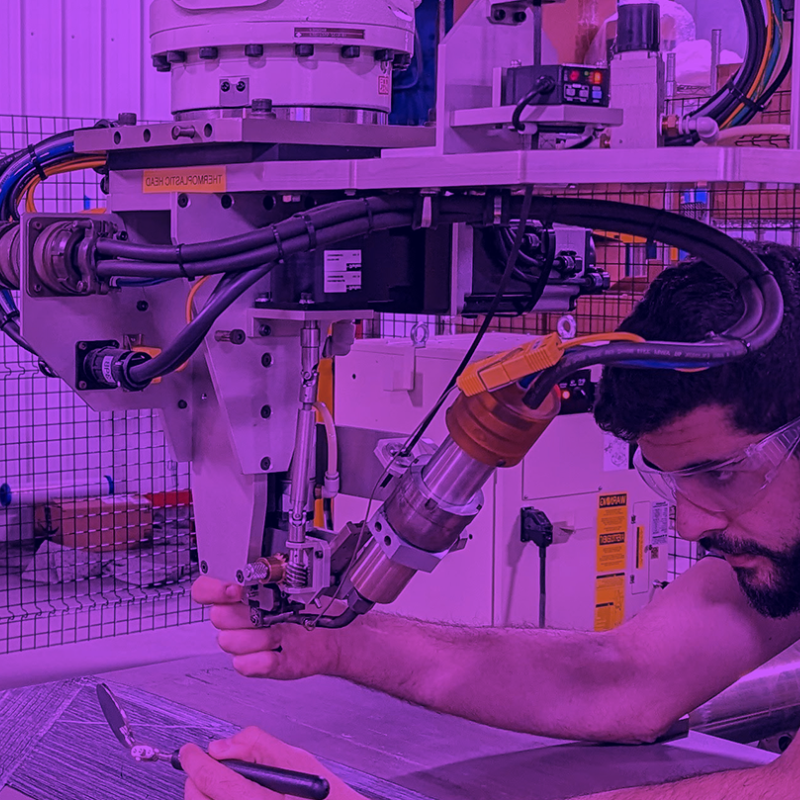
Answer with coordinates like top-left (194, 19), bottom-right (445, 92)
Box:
top-left (192, 576), bottom-right (244, 605)
top-left (209, 603), bottom-right (254, 631)
top-left (217, 629), bottom-right (282, 656)
top-left (180, 743), bottom-right (278, 800)
top-left (184, 778), bottom-right (209, 800)
top-left (208, 728), bottom-right (323, 778)
top-left (232, 651), bottom-right (284, 678)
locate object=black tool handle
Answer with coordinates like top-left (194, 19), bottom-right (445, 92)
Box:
top-left (171, 751), bottom-right (330, 799)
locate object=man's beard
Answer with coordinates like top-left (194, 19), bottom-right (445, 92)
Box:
top-left (699, 533), bottom-right (800, 619)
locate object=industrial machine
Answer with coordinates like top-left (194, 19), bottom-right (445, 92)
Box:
top-left (0, 0), bottom-right (787, 634)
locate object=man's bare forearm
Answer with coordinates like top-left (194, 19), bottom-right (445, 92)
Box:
top-left (578, 762), bottom-right (784, 800)
top-left (331, 612), bottom-right (659, 742)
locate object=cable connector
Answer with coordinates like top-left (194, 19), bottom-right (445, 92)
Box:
top-left (322, 472), bottom-right (340, 499)
top-left (457, 333), bottom-right (564, 396)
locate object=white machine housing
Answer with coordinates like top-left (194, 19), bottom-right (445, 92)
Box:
top-left (150, 0), bottom-right (421, 119)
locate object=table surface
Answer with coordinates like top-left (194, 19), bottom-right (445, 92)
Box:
top-left (0, 652), bottom-right (777, 800)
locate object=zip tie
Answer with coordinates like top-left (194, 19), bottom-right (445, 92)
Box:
top-left (724, 80), bottom-right (769, 113)
top-left (362, 197), bottom-right (375, 230)
top-left (27, 145), bottom-right (47, 181)
top-left (302, 214), bottom-right (317, 250)
top-left (272, 224), bottom-right (286, 263)
top-left (175, 243), bottom-right (191, 280)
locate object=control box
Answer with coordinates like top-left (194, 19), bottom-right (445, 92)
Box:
top-left (502, 64), bottom-right (611, 108)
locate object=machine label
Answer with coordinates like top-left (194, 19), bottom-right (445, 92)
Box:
top-left (143, 166), bottom-right (227, 194)
top-left (594, 573), bottom-right (625, 632)
top-left (651, 501), bottom-right (670, 546)
top-left (324, 250), bottom-right (362, 293)
top-left (597, 492), bottom-right (627, 573)
top-left (378, 75), bottom-right (391, 96)
top-left (295, 27), bottom-right (365, 40)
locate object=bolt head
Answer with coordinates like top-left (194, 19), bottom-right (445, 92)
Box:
top-left (199, 46), bottom-right (218, 60)
top-left (259, 324), bottom-right (271, 337)
top-left (513, 10), bottom-right (527, 22)
top-left (261, 353), bottom-right (273, 368)
top-left (260, 457), bottom-right (272, 471)
top-left (220, 80), bottom-right (231, 92)
top-left (178, 194), bottom-right (189, 208)
top-left (136, 300), bottom-right (149, 312)
top-left (78, 381), bottom-right (88, 390)
top-left (200, 561), bottom-right (208, 574)
top-left (178, 399), bottom-right (188, 409)
top-left (260, 405), bottom-right (272, 419)
top-left (236, 80), bottom-right (247, 92)
top-left (77, 341), bottom-right (88, 350)
top-left (236, 570), bottom-right (245, 583)
top-left (492, 8), bottom-right (507, 21)
top-left (315, 550), bottom-right (323, 559)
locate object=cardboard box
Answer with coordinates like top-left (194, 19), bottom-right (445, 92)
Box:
top-left (34, 495), bottom-right (153, 552)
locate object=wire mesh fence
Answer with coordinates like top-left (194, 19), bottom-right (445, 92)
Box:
top-left (0, 115), bottom-right (201, 655)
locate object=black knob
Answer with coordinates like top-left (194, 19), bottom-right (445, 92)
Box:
top-left (295, 43), bottom-right (315, 57)
top-left (245, 44), bottom-right (264, 57)
top-left (251, 98), bottom-right (273, 114)
top-left (167, 50), bottom-right (187, 63)
top-left (117, 112), bottom-right (137, 126)
top-left (393, 53), bottom-right (412, 69)
top-left (199, 46), bottom-right (219, 60)
top-left (152, 54), bottom-right (171, 73)
top-left (341, 45), bottom-right (361, 59)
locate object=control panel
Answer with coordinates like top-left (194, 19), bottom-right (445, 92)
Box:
top-left (502, 64), bottom-right (611, 108)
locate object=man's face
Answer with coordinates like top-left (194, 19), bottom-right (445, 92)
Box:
top-left (638, 405), bottom-right (800, 619)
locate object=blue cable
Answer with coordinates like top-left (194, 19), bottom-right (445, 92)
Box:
top-left (0, 289), bottom-right (16, 311)
top-left (0, 139), bottom-right (75, 216)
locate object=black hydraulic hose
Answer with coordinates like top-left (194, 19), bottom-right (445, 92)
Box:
top-left (98, 211), bottom-right (418, 279)
top-left (511, 76), bottom-right (557, 132)
top-left (311, 609), bottom-right (361, 628)
top-left (96, 195), bottom-right (420, 263)
top-left (127, 264), bottom-right (278, 386)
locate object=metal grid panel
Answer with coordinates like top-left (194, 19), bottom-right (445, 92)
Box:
top-left (0, 115), bottom-right (202, 655)
top-left (376, 180), bottom-right (800, 582)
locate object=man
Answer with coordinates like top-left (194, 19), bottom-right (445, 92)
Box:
top-left (182, 242), bottom-right (800, 799)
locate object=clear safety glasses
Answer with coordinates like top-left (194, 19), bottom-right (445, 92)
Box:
top-left (633, 416), bottom-right (800, 514)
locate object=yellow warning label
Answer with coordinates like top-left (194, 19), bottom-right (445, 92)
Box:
top-left (143, 166), bottom-right (227, 194)
top-left (595, 573), bottom-right (626, 632)
top-left (636, 525), bottom-right (645, 570)
top-left (597, 492), bottom-right (628, 573)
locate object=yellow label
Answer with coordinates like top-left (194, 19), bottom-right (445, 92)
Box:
top-left (597, 492), bottom-right (628, 573)
top-left (636, 525), bottom-right (645, 570)
top-left (594, 573), bottom-right (626, 631)
top-left (143, 166), bottom-right (227, 194)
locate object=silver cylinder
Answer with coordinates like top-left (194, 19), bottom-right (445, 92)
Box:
top-left (690, 645), bottom-right (800, 743)
top-left (421, 437), bottom-right (495, 507)
top-left (710, 29), bottom-right (722, 95)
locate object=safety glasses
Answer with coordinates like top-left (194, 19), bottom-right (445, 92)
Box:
top-left (633, 416), bottom-right (800, 514)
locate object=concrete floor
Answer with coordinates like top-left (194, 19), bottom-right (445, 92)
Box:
top-left (75, 652), bottom-right (776, 800)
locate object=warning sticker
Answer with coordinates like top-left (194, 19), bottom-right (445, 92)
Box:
top-left (143, 166), bottom-right (226, 194)
top-left (378, 75), bottom-right (391, 96)
top-left (324, 250), bottom-right (362, 294)
top-left (597, 492), bottom-right (628, 573)
top-left (295, 27), bottom-right (365, 39)
top-left (651, 501), bottom-right (670, 546)
top-left (595, 573), bottom-right (626, 632)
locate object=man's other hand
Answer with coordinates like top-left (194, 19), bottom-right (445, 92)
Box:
top-left (192, 576), bottom-right (344, 679)
top-left (181, 727), bottom-right (367, 800)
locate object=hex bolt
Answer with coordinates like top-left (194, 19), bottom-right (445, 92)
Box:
top-left (136, 300), bottom-right (149, 312)
top-left (236, 570), bottom-right (245, 583)
top-left (78, 381), bottom-right (88, 390)
top-left (374, 48), bottom-right (394, 62)
top-left (171, 124), bottom-right (196, 140)
top-left (393, 53), bottom-right (412, 69)
top-left (177, 193), bottom-right (189, 208)
top-left (199, 46), bottom-right (219, 60)
top-left (244, 44), bottom-right (264, 57)
top-left (152, 54), bottom-right (170, 72)
top-left (77, 341), bottom-right (88, 351)
top-left (259, 324), bottom-right (271, 337)
top-left (295, 44), bottom-right (314, 57)
top-left (260, 405), bottom-right (272, 419)
top-left (314, 550), bottom-right (323, 559)
top-left (341, 45), bottom-right (361, 59)
top-left (261, 353), bottom-right (273, 368)
top-left (236, 80), bottom-right (247, 92)
top-left (117, 112), bottom-right (137, 126)
top-left (167, 50), bottom-right (187, 64)
top-left (251, 98), bottom-right (274, 116)
top-left (220, 80), bottom-right (231, 93)
top-left (201, 561), bottom-right (208, 574)
top-left (220, 194), bottom-right (233, 209)
top-left (178, 399), bottom-right (188, 409)
top-left (214, 329), bottom-right (246, 345)
top-left (260, 457), bottom-right (272, 471)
